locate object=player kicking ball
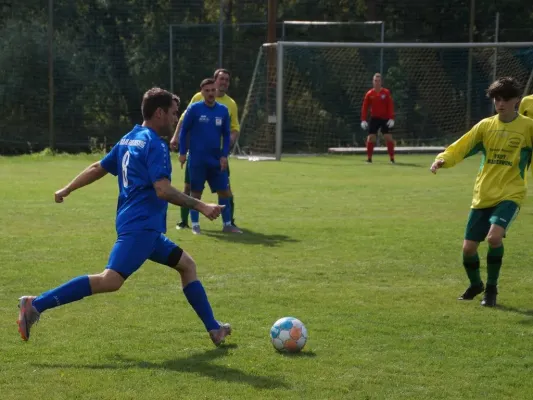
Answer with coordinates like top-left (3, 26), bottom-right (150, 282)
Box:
top-left (430, 77), bottom-right (533, 307)
top-left (17, 88), bottom-right (231, 345)
top-left (179, 78), bottom-right (242, 235)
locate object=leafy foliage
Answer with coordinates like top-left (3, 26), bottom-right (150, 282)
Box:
top-left (0, 0), bottom-right (532, 153)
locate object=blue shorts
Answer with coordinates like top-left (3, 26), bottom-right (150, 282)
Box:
top-left (189, 163), bottom-right (229, 193)
top-left (105, 231), bottom-right (182, 279)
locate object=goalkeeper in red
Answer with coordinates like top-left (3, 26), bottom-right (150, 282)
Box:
top-left (430, 77), bottom-right (533, 307)
top-left (360, 73), bottom-right (395, 163)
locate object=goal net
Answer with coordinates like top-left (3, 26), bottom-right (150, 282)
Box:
top-left (237, 41), bottom-right (533, 160)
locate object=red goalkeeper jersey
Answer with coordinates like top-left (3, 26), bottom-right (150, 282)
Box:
top-left (361, 88), bottom-right (394, 121)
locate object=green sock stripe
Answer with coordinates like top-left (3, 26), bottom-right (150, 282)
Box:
top-left (487, 246), bottom-right (503, 286)
top-left (488, 245), bottom-right (504, 257)
top-left (463, 253), bottom-right (480, 268)
top-left (463, 261), bottom-right (480, 269)
top-left (463, 253), bottom-right (481, 285)
top-left (463, 254), bottom-right (480, 263)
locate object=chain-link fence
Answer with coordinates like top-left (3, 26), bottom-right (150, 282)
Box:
top-left (1, 1), bottom-right (532, 154)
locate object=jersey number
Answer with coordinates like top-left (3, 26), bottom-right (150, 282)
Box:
top-left (122, 151), bottom-right (130, 187)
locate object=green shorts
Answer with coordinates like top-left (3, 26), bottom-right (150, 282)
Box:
top-left (464, 200), bottom-right (520, 242)
top-left (183, 159), bottom-right (230, 185)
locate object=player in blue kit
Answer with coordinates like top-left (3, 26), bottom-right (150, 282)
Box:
top-left (179, 78), bottom-right (242, 235)
top-left (17, 87), bottom-right (232, 346)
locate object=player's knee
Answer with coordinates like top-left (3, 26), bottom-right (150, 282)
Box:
top-left (191, 191), bottom-right (202, 199)
top-left (367, 135), bottom-right (377, 143)
top-left (218, 189), bottom-right (231, 198)
top-left (183, 184), bottom-right (191, 195)
top-left (462, 240), bottom-right (479, 256)
top-left (176, 251), bottom-right (197, 276)
top-left (92, 269), bottom-right (124, 293)
top-left (486, 232), bottom-right (503, 248)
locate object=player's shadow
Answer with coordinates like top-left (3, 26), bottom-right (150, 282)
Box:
top-left (202, 227), bottom-right (300, 247)
top-left (32, 344), bottom-right (289, 389)
top-left (493, 304), bottom-right (533, 324)
top-left (280, 158), bottom-right (356, 168)
top-left (388, 161), bottom-right (424, 167)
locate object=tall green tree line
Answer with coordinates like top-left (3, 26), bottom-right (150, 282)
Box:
top-left (0, 0), bottom-right (532, 153)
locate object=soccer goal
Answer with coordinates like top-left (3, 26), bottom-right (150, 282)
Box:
top-left (236, 41), bottom-right (533, 161)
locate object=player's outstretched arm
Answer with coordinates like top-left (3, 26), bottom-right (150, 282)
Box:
top-left (429, 122), bottom-right (484, 174)
top-left (430, 159), bottom-right (445, 174)
top-left (153, 178), bottom-right (223, 220)
top-left (54, 162), bottom-right (108, 203)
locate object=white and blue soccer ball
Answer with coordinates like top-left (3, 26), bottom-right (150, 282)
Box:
top-left (270, 317), bottom-right (308, 353)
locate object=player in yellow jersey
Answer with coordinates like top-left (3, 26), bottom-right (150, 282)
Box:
top-left (170, 68), bottom-right (241, 231)
top-left (430, 77), bottom-right (533, 307)
top-left (519, 93), bottom-right (533, 118)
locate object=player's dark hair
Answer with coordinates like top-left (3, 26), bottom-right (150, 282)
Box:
top-left (486, 77), bottom-right (522, 100)
top-left (141, 88), bottom-right (180, 120)
top-left (200, 78), bottom-right (216, 88)
top-left (214, 68), bottom-right (231, 79)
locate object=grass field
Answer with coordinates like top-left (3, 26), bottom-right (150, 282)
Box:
top-left (2, 153), bottom-right (533, 400)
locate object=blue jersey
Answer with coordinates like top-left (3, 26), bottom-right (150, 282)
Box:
top-left (100, 125), bottom-right (172, 234)
top-left (179, 101), bottom-right (231, 168)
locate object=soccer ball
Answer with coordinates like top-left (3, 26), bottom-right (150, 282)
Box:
top-left (270, 317), bottom-right (308, 353)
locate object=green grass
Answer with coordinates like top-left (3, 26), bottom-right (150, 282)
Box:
top-left (2, 153), bottom-right (533, 400)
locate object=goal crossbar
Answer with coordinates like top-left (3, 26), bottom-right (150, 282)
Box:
top-left (282, 20), bottom-right (384, 26)
top-left (265, 41), bottom-right (533, 49)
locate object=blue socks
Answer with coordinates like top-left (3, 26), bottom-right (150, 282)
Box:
top-left (219, 197), bottom-right (231, 226)
top-left (189, 197), bottom-right (232, 227)
top-left (183, 280), bottom-right (219, 331)
top-left (32, 275), bottom-right (93, 313)
top-left (190, 208), bottom-right (200, 226)
top-left (31, 276), bottom-right (220, 334)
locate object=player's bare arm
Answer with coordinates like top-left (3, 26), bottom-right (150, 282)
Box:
top-left (220, 156), bottom-right (228, 171)
top-left (179, 154), bottom-right (187, 169)
top-left (54, 161), bottom-right (108, 203)
top-left (153, 178), bottom-right (223, 220)
top-left (170, 119), bottom-right (183, 150)
top-left (230, 130), bottom-right (239, 146)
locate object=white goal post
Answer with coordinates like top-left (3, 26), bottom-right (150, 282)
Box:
top-left (237, 41), bottom-right (533, 161)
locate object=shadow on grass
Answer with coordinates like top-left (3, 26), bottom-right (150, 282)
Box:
top-left (244, 156), bottom-right (426, 169)
top-left (202, 227), bottom-right (300, 247)
top-left (278, 158), bottom-right (355, 168)
top-left (388, 161), bottom-right (426, 168)
top-left (279, 350), bottom-right (317, 358)
top-left (33, 344), bottom-right (289, 389)
top-left (494, 304), bottom-right (533, 324)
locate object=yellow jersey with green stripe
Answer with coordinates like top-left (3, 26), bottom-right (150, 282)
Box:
top-left (519, 95), bottom-right (533, 118)
top-left (179, 92), bottom-right (240, 132)
top-left (436, 114), bottom-right (533, 209)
